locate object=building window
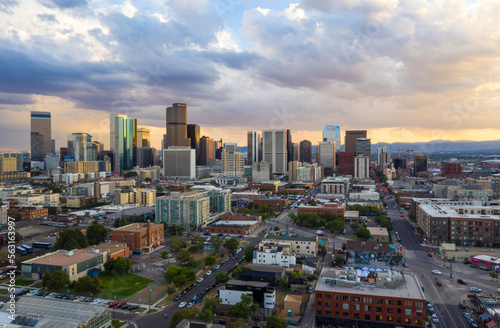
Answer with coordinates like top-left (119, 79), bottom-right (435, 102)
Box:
top-left (386, 299), bottom-right (394, 305)
top-left (375, 315), bottom-right (382, 322)
top-left (325, 310), bottom-right (331, 316)
top-left (342, 303), bottom-right (349, 310)
top-left (352, 296), bottom-right (360, 302)
top-left (387, 316), bottom-right (393, 322)
top-left (354, 313), bottom-right (360, 319)
top-left (416, 310), bottom-right (423, 316)
top-left (354, 304), bottom-right (360, 311)
top-left (317, 293), bottom-right (322, 299)
top-left (343, 312), bottom-right (349, 318)
top-left (335, 295), bottom-right (339, 300)
top-left (317, 301), bottom-right (322, 306)
top-left (387, 308), bottom-right (393, 314)
top-left (342, 296), bottom-right (350, 301)
top-left (335, 303), bottom-right (339, 309)
top-left (364, 305), bottom-right (371, 311)
top-left (405, 309), bottom-right (412, 316)
top-left (325, 302), bottom-right (332, 308)
top-left (325, 294), bottom-right (332, 299)
top-left (375, 307), bottom-right (382, 313)
top-left (317, 310), bottom-right (322, 316)
top-left (364, 314), bottom-right (371, 320)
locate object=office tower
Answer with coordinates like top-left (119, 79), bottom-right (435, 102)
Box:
top-left (286, 130), bottom-right (292, 169)
top-left (30, 111), bottom-right (51, 161)
top-left (299, 140), bottom-right (312, 163)
top-left (318, 141), bottom-right (336, 173)
top-left (163, 147), bottom-right (196, 179)
top-left (67, 133), bottom-right (97, 162)
top-left (442, 162), bottom-right (462, 175)
top-left (252, 161), bottom-right (273, 183)
top-left (59, 147), bottom-right (68, 166)
top-left (323, 125), bottom-right (341, 150)
top-left (137, 147), bottom-right (154, 168)
top-left (337, 152), bottom-right (355, 176)
top-left (414, 154), bottom-right (429, 173)
top-left (137, 128), bottom-right (151, 148)
top-left (344, 130), bottom-right (367, 153)
top-left (392, 157), bottom-right (408, 170)
top-left (0, 152), bottom-right (23, 174)
top-left (356, 138), bottom-right (371, 156)
top-left (112, 115), bottom-right (137, 172)
top-left (92, 141), bottom-right (104, 160)
top-left (354, 155), bottom-right (370, 179)
top-left (109, 114), bottom-right (127, 152)
top-left (100, 150), bottom-right (115, 172)
top-left (262, 129), bottom-right (287, 174)
top-left (187, 124), bottom-right (200, 165)
top-left (288, 161), bottom-right (300, 182)
top-left (247, 131), bottom-right (261, 165)
top-left (166, 103), bottom-right (190, 148)
top-left (200, 136), bottom-right (215, 165)
top-left (221, 144), bottom-right (244, 176)
top-left (51, 139), bottom-right (55, 154)
top-left (377, 146), bottom-right (390, 172)
top-left (215, 139), bottom-right (223, 160)
top-left (291, 143), bottom-right (299, 162)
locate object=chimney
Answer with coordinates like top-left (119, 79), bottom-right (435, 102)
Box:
top-left (147, 219), bottom-right (151, 245)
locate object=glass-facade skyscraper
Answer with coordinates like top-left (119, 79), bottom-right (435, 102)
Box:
top-left (30, 111), bottom-right (51, 161)
top-left (111, 114), bottom-right (137, 172)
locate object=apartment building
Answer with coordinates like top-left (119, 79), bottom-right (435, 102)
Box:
top-left (321, 176), bottom-right (350, 195)
top-left (264, 234), bottom-right (319, 258)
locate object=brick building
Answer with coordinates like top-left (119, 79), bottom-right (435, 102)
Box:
top-left (111, 220), bottom-right (164, 253)
top-left (297, 202), bottom-right (346, 217)
top-left (82, 241), bottom-right (130, 261)
top-left (7, 206), bottom-right (48, 220)
top-left (315, 267), bottom-right (426, 328)
top-left (442, 162), bottom-right (463, 178)
top-left (337, 152), bottom-right (355, 176)
top-left (253, 197), bottom-right (290, 210)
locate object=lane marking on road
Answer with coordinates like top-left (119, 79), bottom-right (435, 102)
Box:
top-left (429, 276), bottom-right (464, 328)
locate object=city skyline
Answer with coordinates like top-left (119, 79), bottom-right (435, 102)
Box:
top-left (2, 1), bottom-right (500, 151)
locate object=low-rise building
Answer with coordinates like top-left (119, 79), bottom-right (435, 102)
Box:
top-left (82, 241), bottom-right (130, 261)
top-left (321, 176), bottom-right (350, 195)
top-left (367, 227), bottom-right (389, 243)
top-left (7, 205), bottom-right (48, 220)
top-left (114, 188), bottom-right (156, 206)
top-left (346, 240), bottom-right (403, 268)
top-left (219, 280), bottom-right (276, 311)
top-left (111, 220), bottom-right (164, 253)
top-left (297, 202), bottom-right (346, 217)
top-left (438, 243), bottom-right (500, 263)
top-left (264, 234), bottom-right (319, 258)
top-left (284, 294), bottom-right (303, 316)
top-left (203, 219), bottom-right (261, 235)
top-left (315, 267), bottom-right (426, 327)
top-left (21, 249), bottom-right (105, 281)
top-left (344, 211), bottom-right (360, 222)
top-left (253, 197), bottom-right (290, 210)
top-left (349, 192), bottom-right (380, 201)
top-left (253, 245), bottom-right (296, 268)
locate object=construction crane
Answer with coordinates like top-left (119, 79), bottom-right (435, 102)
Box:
top-left (396, 149), bottom-right (414, 159)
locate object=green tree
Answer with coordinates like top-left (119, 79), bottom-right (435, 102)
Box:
top-left (356, 226), bottom-right (371, 240)
top-left (211, 236), bottom-right (222, 252)
top-left (198, 308), bottom-right (213, 322)
top-left (325, 219), bottom-right (344, 234)
top-left (244, 245), bottom-right (254, 262)
top-left (54, 228), bottom-right (89, 250)
top-left (177, 251), bottom-right (194, 266)
top-left (204, 297), bottom-right (222, 313)
top-left (227, 294), bottom-right (258, 319)
top-left (266, 316), bottom-right (288, 328)
top-left (333, 256), bottom-right (345, 267)
top-left (165, 224), bottom-right (185, 236)
top-left (350, 221), bottom-right (360, 232)
top-left (164, 265), bottom-right (179, 282)
top-left (224, 238), bottom-right (239, 254)
top-left (170, 235), bottom-right (184, 252)
top-left (113, 257), bottom-right (131, 274)
top-left (161, 251), bottom-right (169, 259)
top-left (14, 232), bottom-right (23, 244)
top-left (124, 171), bottom-right (138, 178)
top-left (42, 269), bottom-right (51, 289)
top-left (74, 275), bottom-right (103, 294)
top-left (86, 221), bottom-right (108, 245)
top-left (216, 271), bottom-right (229, 284)
top-left (104, 257), bottom-right (116, 271)
top-left (274, 226), bottom-right (280, 231)
top-left (170, 308), bottom-right (201, 328)
top-left (231, 265), bottom-right (250, 279)
top-left (204, 256), bottom-right (216, 267)
top-left (193, 235), bottom-right (205, 250)
top-left (44, 270), bottom-right (69, 291)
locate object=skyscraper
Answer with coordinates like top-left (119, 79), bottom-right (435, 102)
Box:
top-left (414, 154), bottom-right (429, 174)
top-left (356, 138), bottom-right (371, 157)
top-left (187, 124), bottom-right (201, 165)
top-left (221, 143), bottom-right (244, 176)
top-left (262, 129), bottom-right (287, 174)
top-left (67, 133), bottom-right (96, 162)
top-left (200, 136), bottom-right (215, 165)
top-left (110, 114), bottom-right (127, 152)
top-left (286, 129), bottom-right (292, 169)
top-left (354, 155), bottom-right (370, 179)
top-left (30, 111), bottom-right (51, 161)
top-left (318, 141), bottom-right (336, 173)
top-left (291, 143), bottom-right (299, 162)
top-left (337, 152), bottom-right (355, 176)
top-left (111, 115), bottom-right (137, 172)
top-left (377, 146), bottom-right (390, 172)
top-left (345, 130), bottom-right (367, 153)
top-left (166, 103), bottom-right (190, 148)
top-left (299, 140), bottom-right (312, 163)
top-left (137, 128), bottom-right (151, 148)
top-left (323, 125), bottom-right (341, 149)
top-left (247, 131), bottom-right (261, 165)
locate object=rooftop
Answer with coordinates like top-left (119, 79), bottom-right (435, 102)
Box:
top-left (226, 279), bottom-right (269, 288)
top-left (24, 249), bottom-right (101, 266)
top-left (82, 240), bottom-right (129, 254)
top-left (247, 263), bottom-right (286, 274)
top-left (316, 267), bottom-right (425, 300)
top-left (347, 240), bottom-right (391, 253)
top-left (114, 221), bottom-right (162, 233)
top-left (211, 220), bottom-right (259, 227)
top-left (284, 294), bottom-right (303, 303)
top-left (265, 234), bottom-right (317, 242)
top-left (367, 227), bottom-right (389, 236)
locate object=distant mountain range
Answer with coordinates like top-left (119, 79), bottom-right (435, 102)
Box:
top-left (238, 139), bottom-right (500, 155)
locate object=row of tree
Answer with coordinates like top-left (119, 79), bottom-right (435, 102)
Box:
top-left (289, 212), bottom-right (345, 234)
top-left (53, 221), bottom-right (108, 251)
top-left (41, 269), bottom-right (103, 294)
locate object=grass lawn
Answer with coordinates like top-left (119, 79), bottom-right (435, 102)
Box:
top-left (112, 319), bottom-right (126, 328)
top-left (0, 251), bottom-right (9, 261)
top-left (99, 271), bottom-right (153, 298)
top-left (15, 279), bottom-right (34, 286)
top-left (146, 309), bottom-right (158, 314)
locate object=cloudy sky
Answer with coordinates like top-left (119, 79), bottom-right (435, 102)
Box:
top-left (1, 0), bottom-right (500, 151)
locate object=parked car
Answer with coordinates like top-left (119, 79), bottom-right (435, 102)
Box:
top-left (459, 303), bottom-right (466, 309)
top-left (197, 278), bottom-right (204, 283)
top-left (108, 301), bottom-right (119, 308)
top-left (432, 314), bottom-right (439, 323)
top-left (436, 280), bottom-right (442, 286)
top-left (179, 302), bottom-right (187, 308)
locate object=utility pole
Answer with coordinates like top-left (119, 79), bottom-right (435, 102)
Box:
top-left (450, 261), bottom-right (453, 281)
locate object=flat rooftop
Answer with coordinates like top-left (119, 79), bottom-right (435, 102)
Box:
top-left (114, 222), bottom-right (162, 233)
top-left (226, 279), bottom-right (269, 288)
top-left (265, 234), bottom-right (317, 242)
top-left (82, 241), bottom-right (128, 253)
top-left (316, 268), bottom-right (425, 300)
top-left (24, 249), bottom-right (100, 266)
top-left (211, 220), bottom-right (259, 227)
top-left (420, 204), bottom-right (500, 220)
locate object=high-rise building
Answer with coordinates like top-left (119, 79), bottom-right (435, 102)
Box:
top-left (111, 115), bottom-right (137, 172)
top-left (344, 130), bottom-right (367, 153)
top-left (137, 147), bottom-right (154, 168)
top-left (337, 152), bottom-right (355, 176)
top-left (323, 125), bottom-right (341, 150)
top-left (377, 146), bottom-right (390, 173)
top-left (100, 150), bottom-right (115, 172)
top-left (92, 141), bottom-right (104, 160)
top-left (356, 138), bottom-right (371, 156)
top-left (221, 143), bottom-right (244, 176)
top-left (247, 131), bottom-right (261, 165)
top-left (262, 129), bottom-right (287, 174)
top-left (299, 140), bottom-right (312, 163)
top-left (288, 161), bottom-right (300, 182)
top-left (109, 114), bottom-right (126, 152)
top-left (286, 130), bottom-right (292, 169)
top-left (187, 124), bottom-right (201, 165)
top-left (318, 141), bottom-right (336, 172)
top-left (200, 136), bottom-right (215, 165)
top-left (414, 154), bottom-right (429, 173)
top-left (215, 139), bottom-right (223, 160)
top-left (252, 161), bottom-right (272, 183)
top-left (291, 143), bottom-right (299, 162)
top-left (137, 128), bottom-right (151, 148)
top-left (67, 133), bottom-right (97, 162)
top-left (30, 111), bottom-right (51, 161)
top-left (51, 139), bottom-right (56, 154)
top-left (354, 155), bottom-right (370, 179)
top-left (163, 147), bottom-right (196, 179)
top-left (166, 103), bottom-right (190, 148)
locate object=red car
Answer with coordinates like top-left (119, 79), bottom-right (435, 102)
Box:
top-left (108, 301), bottom-right (119, 308)
top-left (115, 302), bottom-right (127, 308)
top-left (436, 280), bottom-right (442, 286)
top-left (427, 253), bottom-right (433, 257)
